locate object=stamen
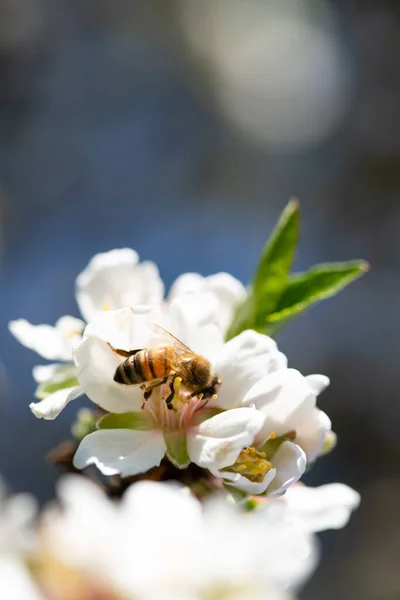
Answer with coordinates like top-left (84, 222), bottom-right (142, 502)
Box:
top-left (223, 446), bottom-right (273, 483)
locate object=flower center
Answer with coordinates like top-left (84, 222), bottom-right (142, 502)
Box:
top-left (142, 377), bottom-right (208, 431)
top-left (223, 446), bottom-right (273, 483)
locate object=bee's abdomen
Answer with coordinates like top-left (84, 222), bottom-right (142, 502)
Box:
top-left (114, 351), bottom-right (147, 385)
top-left (114, 348), bottom-right (171, 385)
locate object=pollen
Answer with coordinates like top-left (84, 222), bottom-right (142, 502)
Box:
top-left (224, 447), bottom-right (273, 483)
top-left (171, 376), bottom-right (182, 410)
top-left (269, 432), bottom-right (276, 440)
top-left (102, 303), bottom-right (111, 311)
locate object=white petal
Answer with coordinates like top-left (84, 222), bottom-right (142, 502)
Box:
top-left (122, 481), bottom-right (202, 530)
top-left (76, 248), bottom-right (164, 322)
top-left (295, 410), bottom-right (331, 462)
top-left (83, 305), bottom-right (163, 351)
top-left (168, 294), bottom-right (221, 343)
top-left (0, 558), bottom-right (42, 600)
top-left (203, 272), bottom-right (247, 332)
top-left (168, 273), bottom-right (204, 298)
top-left (32, 363), bottom-right (65, 384)
top-left (73, 429), bottom-right (166, 477)
top-left (214, 467), bottom-right (277, 496)
top-left (9, 318), bottom-right (80, 361)
top-left (244, 370), bottom-right (317, 441)
top-left (169, 272), bottom-right (247, 333)
top-left (214, 331), bottom-right (287, 410)
top-left (74, 336), bottom-right (144, 413)
top-left (305, 374), bottom-right (330, 395)
top-left (29, 386), bottom-right (84, 420)
top-left (284, 483), bottom-right (361, 532)
top-left (187, 407), bottom-right (265, 469)
top-left (267, 442), bottom-right (307, 497)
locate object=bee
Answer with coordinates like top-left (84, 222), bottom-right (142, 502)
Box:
top-left (110, 324), bottom-right (221, 410)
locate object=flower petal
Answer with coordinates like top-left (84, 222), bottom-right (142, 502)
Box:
top-left (244, 369), bottom-right (317, 441)
top-left (267, 442), bottom-right (307, 497)
top-left (30, 386), bottom-right (84, 420)
top-left (73, 429), bottom-right (166, 477)
top-left (187, 407), bottom-right (265, 469)
top-left (9, 317), bottom-right (82, 361)
top-left (168, 273), bottom-right (204, 297)
top-left (76, 249), bottom-right (164, 322)
top-left (83, 305), bottom-right (163, 352)
top-left (295, 410), bottom-right (331, 462)
top-left (168, 294), bottom-right (221, 342)
top-left (122, 480), bottom-right (201, 529)
top-left (169, 272), bottom-right (246, 333)
top-left (305, 374), bottom-right (330, 395)
top-left (214, 330), bottom-right (287, 410)
top-left (202, 272), bottom-right (247, 332)
top-left (167, 294), bottom-right (225, 360)
top-left (216, 467), bottom-right (277, 496)
top-left (283, 483), bottom-right (361, 532)
top-left (74, 336), bottom-right (144, 414)
top-left (32, 363), bottom-right (65, 384)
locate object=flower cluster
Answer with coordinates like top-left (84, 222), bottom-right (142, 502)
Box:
top-left (10, 248), bottom-right (333, 499)
top-left (0, 474), bottom-right (360, 600)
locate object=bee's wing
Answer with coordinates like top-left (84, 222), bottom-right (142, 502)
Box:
top-left (148, 322), bottom-right (195, 356)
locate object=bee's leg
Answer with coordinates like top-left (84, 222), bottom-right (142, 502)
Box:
top-left (107, 343), bottom-right (142, 358)
top-left (164, 377), bottom-right (182, 411)
top-left (142, 377), bottom-right (168, 403)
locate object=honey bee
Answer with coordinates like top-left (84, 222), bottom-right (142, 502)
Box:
top-left (110, 324), bottom-right (221, 410)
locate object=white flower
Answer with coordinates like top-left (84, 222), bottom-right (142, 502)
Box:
top-left (208, 369), bottom-right (330, 497)
top-left (11, 249), bottom-right (246, 421)
top-left (11, 249), bottom-right (164, 420)
top-left (0, 479), bottom-right (41, 600)
top-left (9, 316), bottom-right (84, 362)
top-left (72, 300), bottom-right (274, 480)
top-left (40, 476), bottom-right (318, 600)
top-left (75, 248), bottom-right (165, 323)
top-left (169, 271), bottom-right (246, 333)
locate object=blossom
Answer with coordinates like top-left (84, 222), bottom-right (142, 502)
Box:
top-left (0, 479), bottom-right (42, 600)
top-left (10, 249), bottom-right (245, 419)
top-left (72, 300), bottom-right (272, 479)
top-left (10, 249), bottom-right (164, 420)
top-left (196, 367), bottom-right (330, 497)
top-left (38, 476), bottom-right (318, 600)
top-left (67, 298), bottom-right (327, 498)
top-left (75, 248), bottom-right (165, 323)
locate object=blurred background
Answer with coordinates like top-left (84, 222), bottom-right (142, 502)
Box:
top-left (0, 1), bottom-right (399, 598)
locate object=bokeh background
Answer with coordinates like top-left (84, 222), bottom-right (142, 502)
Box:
top-left (0, 1), bottom-right (399, 598)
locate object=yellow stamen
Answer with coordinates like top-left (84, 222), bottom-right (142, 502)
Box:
top-left (269, 432), bottom-right (276, 440)
top-left (224, 446), bottom-right (272, 484)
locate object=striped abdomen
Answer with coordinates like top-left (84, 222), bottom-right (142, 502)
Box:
top-left (114, 346), bottom-right (174, 385)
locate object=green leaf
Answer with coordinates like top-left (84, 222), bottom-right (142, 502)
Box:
top-left (263, 260), bottom-right (369, 335)
top-left (164, 431), bottom-right (190, 469)
top-left (226, 199), bottom-right (299, 339)
top-left (35, 376), bottom-right (79, 401)
top-left (98, 412), bottom-right (155, 431)
top-left (252, 198), bottom-right (300, 315)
